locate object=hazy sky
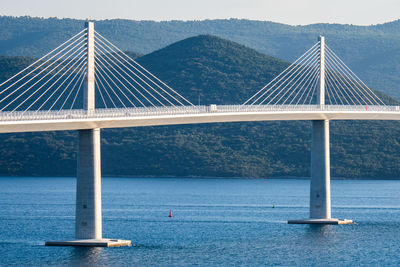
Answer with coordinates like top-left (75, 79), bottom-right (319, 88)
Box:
top-left (1, 0), bottom-right (399, 26)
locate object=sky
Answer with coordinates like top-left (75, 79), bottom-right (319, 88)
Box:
top-left (1, 0), bottom-right (399, 26)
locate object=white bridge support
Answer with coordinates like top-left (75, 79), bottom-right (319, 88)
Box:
top-left (310, 36), bottom-right (331, 219)
top-left (310, 119), bottom-right (331, 219)
top-left (74, 21), bottom-right (104, 240)
top-left (76, 128), bottom-right (102, 239)
top-left (45, 22), bottom-right (131, 247)
top-left (288, 36), bottom-right (352, 225)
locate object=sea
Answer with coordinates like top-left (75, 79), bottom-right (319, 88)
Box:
top-left (1, 177), bottom-right (400, 266)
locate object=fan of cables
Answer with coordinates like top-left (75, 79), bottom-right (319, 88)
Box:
top-left (93, 31), bottom-right (193, 109)
top-left (0, 28), bottom-right (193, 114)
top-left (0, 29), bottom-right (88, 113)
top-left (244, 40), bottom-right (385, 106)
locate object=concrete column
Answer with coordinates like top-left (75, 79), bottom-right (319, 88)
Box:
top-left (76, 21), bottom-right (102, 240)
top-left (84, 21), bottom-right (95, 112)
top-left (318, 36), bottom-right (325, 106)
top-left (76, 128), bottom-right (102, 239)
top-left (46, 22), bottom-right (132, 246)
top-left (288, 36), bottom-right (351, 225)
top-left (309, 36), bottom-right (330, 219)
top-left (310, 120), bottom-right (331, 219)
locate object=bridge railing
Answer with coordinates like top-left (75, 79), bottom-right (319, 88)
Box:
top-left (0, 105), bottom-right (399, 122)
top-left (215, 105), bottom-right (400, 113)
top-left (0, 106), bottom-right (208, 121)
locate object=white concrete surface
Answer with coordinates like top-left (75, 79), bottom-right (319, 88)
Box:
top-left (83, 21), bottom-right (95, 112)
top-left (310, 119), bottom-right (331, 219)
top-left (288, 218), bottom-right (353, 225)
top-left (45, 239), bottom-right (131, 247)
top-left (318, 36), bottom-right (325, 106)
top-left (75, 128), bottom-right (102, 239)
top-left (0, 106), bottom-right (400, 133)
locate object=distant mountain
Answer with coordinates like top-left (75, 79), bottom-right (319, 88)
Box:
top-left (138, 35), bottom-right (398, 105)
top-left (138, 35), bottom-right (287, 104)
top-left (1, 16), bottom-right (400, 99)
top-left (0, 35), bottom-right (399, 179)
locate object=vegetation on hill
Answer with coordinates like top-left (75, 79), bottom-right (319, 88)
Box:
top-left (0, 56), bottom-right (34, 81)
top-left (0, 35), bottom-right (399, 179)
top-left (138, 35), bottom-right (288, 104)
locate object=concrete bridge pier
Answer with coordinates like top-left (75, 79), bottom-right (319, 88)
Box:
top-left (310, 120), bottom-right (331, 219)
top-left (75, 128), bottom-right (102, 240)
top-left (288, 36), bottom-right (351, 225)
top-left (288, 119), bottom-right (352, 225)
top-left (45, 21), bottom-right (131, 247)
top-left (45, 128), bottom-right (131, 247)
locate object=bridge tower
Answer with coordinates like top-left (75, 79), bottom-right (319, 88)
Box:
top-left (46, 22), bottom-right (131, 247)
top-left (75, 21), bottom-right (102, 240)
top-left (310, 36), bottom-right (331, 220)
top-left (289, 36), bottom-right (352, 225)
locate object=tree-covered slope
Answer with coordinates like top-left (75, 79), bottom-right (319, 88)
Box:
top-left (0, 56), bottom-right (35, 81)
top-left (138, 35), bottom-right (287, 104)
top-left (0, 35), bottom-right (399, 179)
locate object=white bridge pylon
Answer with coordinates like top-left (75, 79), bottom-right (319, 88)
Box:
top-left (243, 38), bottom-right (385, 106)
top-left (1, 22), bottom-right (396, 246)
top-left (0, 24), bottom-right (193, 113)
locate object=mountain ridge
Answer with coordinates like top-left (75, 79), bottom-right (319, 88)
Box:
top-left (1, 16), bottom-right (400, 100)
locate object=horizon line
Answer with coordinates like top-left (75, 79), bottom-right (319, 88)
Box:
top-left (0, 14), bottom-right (399, 27)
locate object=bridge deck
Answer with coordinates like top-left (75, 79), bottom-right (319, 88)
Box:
top-left (0, 105), bottom-right (399, 133)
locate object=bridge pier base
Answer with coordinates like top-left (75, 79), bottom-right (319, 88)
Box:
top-left (46, 129), bottom-right (131, 247)
top-left (288, 120), bottom-right (352, 225)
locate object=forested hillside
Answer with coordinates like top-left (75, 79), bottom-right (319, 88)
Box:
top-left (0, 35), bottom-right (399, 179)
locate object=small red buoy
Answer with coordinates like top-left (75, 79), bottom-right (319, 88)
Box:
top-left (169, 210), bottom-right (173, 218)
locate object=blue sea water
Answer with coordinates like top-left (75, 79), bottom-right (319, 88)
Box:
top-left (1, 177), bottom-right (400, 266)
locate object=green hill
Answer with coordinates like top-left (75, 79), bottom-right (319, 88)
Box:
top-left (138, 35), bottom-right (287, 104)
top-left (0, 35), bottom-right (399, 179)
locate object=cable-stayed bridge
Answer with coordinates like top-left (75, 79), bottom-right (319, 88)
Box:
top-left (1, 22), bottom-right (398, 247)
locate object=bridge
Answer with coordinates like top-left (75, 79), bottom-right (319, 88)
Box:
top-left (0, 22), bottom-right (398, 247)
